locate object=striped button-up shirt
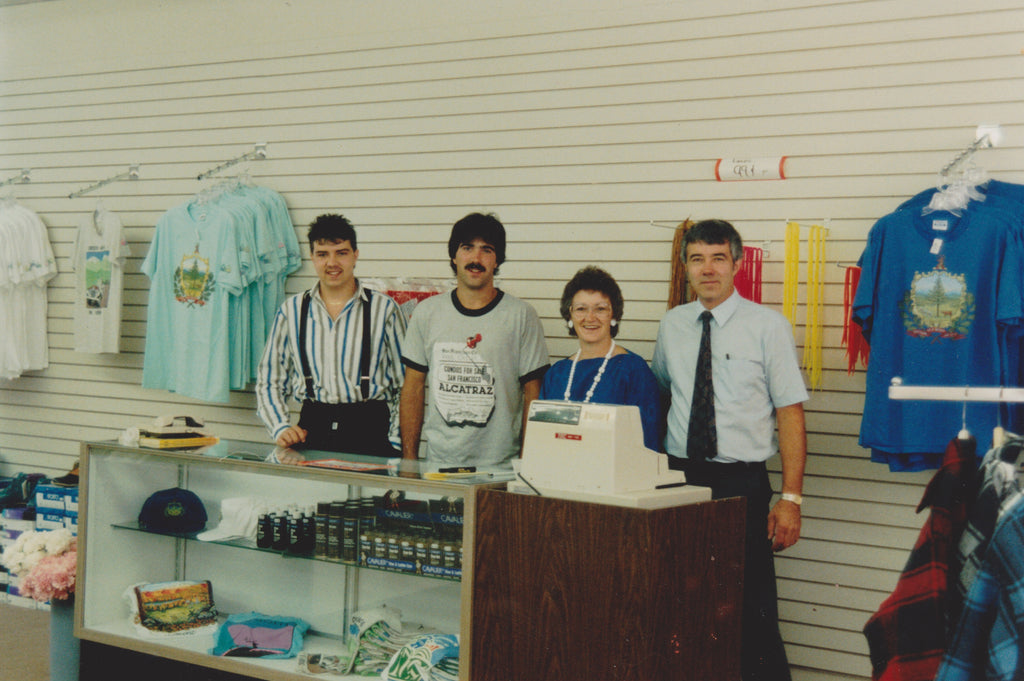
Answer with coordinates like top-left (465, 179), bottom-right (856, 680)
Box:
top-left (256, 282), bottom-right (406, 447)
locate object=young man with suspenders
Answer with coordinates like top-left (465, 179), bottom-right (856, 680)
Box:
top-left (256, 214), bottom-right (406, 456)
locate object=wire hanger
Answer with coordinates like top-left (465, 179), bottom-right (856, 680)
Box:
top-left (196, 144), bottom-right (267, 181)
top-left (990, 390), bottom-right (1024, 448)
top-left (1, 169), bottom-right (30, 204)
top-left (68, 165), bottom-right (140, 199)
top-left (958, 397), bottom-right (971, 441)
top-left (0, 169), bottom-right (30, 188)
top-left (924, 124), bottom-right (1002, 216)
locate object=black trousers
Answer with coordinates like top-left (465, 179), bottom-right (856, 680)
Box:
top-left (296, 400), bottom-right (398, 457)
top-left (669, 457), bottom-right (792, 681)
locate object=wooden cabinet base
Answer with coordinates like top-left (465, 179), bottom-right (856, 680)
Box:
top-left (471, 489), bottom-right (744, 681)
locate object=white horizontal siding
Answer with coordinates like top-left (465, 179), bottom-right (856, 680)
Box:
top-left (2, 0), bottom-right (1022, 677)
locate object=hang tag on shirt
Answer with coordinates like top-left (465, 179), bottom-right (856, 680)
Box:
top-left (930, 238), bottom-right (944, 255)
top-left (931, 219), bottom-right (949, 232)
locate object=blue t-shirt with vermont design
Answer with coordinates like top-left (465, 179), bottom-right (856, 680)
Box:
top-left (853, 199), bottom-right (1024, 470)
top-left (897, 181), bottom-right (1024, 441)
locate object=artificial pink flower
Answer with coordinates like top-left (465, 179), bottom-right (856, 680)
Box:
top-left (20, 549), bottom-right (77, 602)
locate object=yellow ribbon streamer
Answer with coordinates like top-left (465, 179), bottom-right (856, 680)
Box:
top-left (782, 221), bottom-right (800, 330)
top-left (802, 224), bottom-right (826, 390)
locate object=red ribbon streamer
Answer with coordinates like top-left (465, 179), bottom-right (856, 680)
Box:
top-left (735, 246), bottom-right (763, 303)
top-left (842, 266), bottom-right (870, 374)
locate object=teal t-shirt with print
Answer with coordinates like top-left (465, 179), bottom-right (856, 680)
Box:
top-left (141, 202), bottom-right (247, 403)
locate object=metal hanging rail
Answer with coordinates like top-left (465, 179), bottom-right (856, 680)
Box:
top-left (939, 124), bottom-right (1003, 178)
top-left (889, 378), bottom-right (1024, 403)
top-left (0, 169), bottom-right (31, 188)
top-left (196, 143), bottom-right (267, 181)
top-left (68, 164), bottom-right (140, 199)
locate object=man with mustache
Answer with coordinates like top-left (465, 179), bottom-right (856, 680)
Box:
top-left (400, 212), bottom-right (549, 466)
top-left (256, 214), bottom-right (406, 456)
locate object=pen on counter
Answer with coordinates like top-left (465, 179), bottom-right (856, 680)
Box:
top-left (424, 471), bottom-right (492, 481)
top-left (438, 466), bottom-right (476, 473)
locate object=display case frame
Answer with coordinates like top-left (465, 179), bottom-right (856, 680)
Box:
top-left (76, 440), bottom-right (505, 681)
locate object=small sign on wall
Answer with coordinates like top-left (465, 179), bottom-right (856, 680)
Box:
top-left (714, 157), bottom-right (787, 181)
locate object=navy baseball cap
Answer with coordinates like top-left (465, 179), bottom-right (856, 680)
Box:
top-left (138, 487), bottom-right (208, 534)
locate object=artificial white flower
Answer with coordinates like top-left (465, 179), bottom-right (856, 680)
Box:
top-left (1, 528), bottom-right (76, 576)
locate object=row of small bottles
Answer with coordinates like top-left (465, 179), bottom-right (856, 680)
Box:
top-left (256, 504), bottom-right (317, 553)
top-left (360, 526), bottom-right (463, 578)
top-left (254, 494), bottom-right (463, 580)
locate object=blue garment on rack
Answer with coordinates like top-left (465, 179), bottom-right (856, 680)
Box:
top-left (936, 493), bottom-right (1024, 681)
top-left (951, 440), bottom-right (1024, 631)
top-left (141, 184), bottom-right (299, 403)
top-left (142, 201), bottom-right (247, 403)
top-left (853, 197), bottom-right (1024, 470)
top-left (896, 180), bottom-right (1024, 440)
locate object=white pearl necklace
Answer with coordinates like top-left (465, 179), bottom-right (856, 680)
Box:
top-left (564, 339), bottom-right (616, 403)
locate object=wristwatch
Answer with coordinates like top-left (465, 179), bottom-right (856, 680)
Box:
top-left (781, 492), bottom-right (803, 505)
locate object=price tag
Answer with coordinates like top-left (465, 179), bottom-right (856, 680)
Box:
top-left (715, 157), bottom-right (788, 181)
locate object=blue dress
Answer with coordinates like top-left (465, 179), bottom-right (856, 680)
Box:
top-left (539, 350), bottom-right (662, 451)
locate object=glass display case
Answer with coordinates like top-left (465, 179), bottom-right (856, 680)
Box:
top-left (76, 439), bottom-right (508, 681)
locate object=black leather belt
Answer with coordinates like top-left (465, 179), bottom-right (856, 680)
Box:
top-left (668, 457), bottom-right (766, 475)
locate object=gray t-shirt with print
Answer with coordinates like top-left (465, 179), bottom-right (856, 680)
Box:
top-left (402, 290), bottom-right (549, 466)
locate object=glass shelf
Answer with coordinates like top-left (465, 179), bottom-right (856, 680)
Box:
top-left (109, 522), bottom-right (462, 581)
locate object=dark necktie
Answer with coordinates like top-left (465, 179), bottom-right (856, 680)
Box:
top-left (687, 310), bottom-right (717, 460)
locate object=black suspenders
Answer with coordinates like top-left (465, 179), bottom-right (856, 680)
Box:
top-left (297, 288), bottom-right (374, 401)
top-left (358, 290), bottom-right (373, 399)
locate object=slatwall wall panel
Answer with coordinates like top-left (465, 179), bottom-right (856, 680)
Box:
top-left (1, 0), bottom-right (1023, 677)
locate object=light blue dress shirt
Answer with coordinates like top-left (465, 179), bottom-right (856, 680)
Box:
top-left (652, 291), bottom-right (808, 463)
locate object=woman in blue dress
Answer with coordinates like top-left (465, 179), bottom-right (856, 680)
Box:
top-left (539, 266), bottom-right (662, 451)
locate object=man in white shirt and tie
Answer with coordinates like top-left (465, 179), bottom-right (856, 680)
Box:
top-left (652, 218), bottom-right (808, 681)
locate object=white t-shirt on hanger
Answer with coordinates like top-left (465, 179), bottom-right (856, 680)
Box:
top-left (72, 205), bottom-right (130, 353)
top-left (0, 201), bottom-right (57, 377)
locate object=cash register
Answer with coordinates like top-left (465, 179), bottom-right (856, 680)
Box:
top-left (509, 400), bottom-right (711, 508)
